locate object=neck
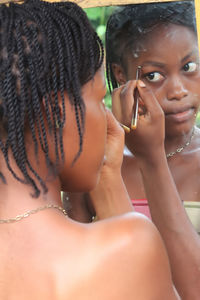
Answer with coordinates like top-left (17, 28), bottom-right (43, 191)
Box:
top-left (164, 127), bottom-right (195, 155)
top-left (0, 151), bottom-right (62, 220)
top-left (0, 179), bottom-right (62, 220)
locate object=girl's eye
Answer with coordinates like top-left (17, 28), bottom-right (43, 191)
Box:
top-left (183, 62), bottom-right (198, 73)
top-left (145, 72), bottom-right (164, 83)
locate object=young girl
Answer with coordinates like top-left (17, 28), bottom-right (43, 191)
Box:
top-left (0, 0), bottom-right (179, 299)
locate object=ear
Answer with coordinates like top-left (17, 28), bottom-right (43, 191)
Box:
top-left (111, 63), bottom-right (127, 85)
top-left (41, 91), bottom-right (69, 127)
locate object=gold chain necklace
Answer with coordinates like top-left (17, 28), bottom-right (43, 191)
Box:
top-left (0, 204), bottom-right (67, 224)
top-left (166, 127), bottom-right (195, 159)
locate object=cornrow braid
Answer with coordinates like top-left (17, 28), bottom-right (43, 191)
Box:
top-left (0, 0), bottom-right (104, 197)
top-left (105, 0), bottom-right (196, 93)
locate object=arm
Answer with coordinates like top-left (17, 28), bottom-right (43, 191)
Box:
top-left (112, 80), bottom-right (200, 299)
top-left (139, 154), bottom-right (200, 300)
top-left (89, 109), bottom-right (133, 219)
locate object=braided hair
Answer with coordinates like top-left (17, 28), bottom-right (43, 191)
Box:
top-left (0, 0), bottom-right (104, 197)
top-left (106, 1), bottom-right (196, 93)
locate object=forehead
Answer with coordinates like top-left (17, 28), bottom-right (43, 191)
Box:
top-left (127, 24), bottom-right (198, 64)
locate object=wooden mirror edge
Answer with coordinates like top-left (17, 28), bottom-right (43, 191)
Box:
top-left (46, 0), bottom-right (186, 7)
top-left (2, 0), bottom-right (181, 5)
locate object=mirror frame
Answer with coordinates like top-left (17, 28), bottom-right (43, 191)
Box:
top-left (46, 0), bottom-right (191, 7)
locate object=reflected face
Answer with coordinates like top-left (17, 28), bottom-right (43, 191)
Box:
top-left (124, 24), bottom-right (200, 137)
top-left (59, 68), bottom-right (107, 192)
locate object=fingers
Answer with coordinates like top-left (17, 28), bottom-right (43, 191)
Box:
top-left (104, 108), bottom-right (125, 170)
top-left (137, 80), bottom-right (163, 116)
top-left (106, 108), bottom-right (124, 139)
top-left (111, 80), bottom-right (164, 131)
top-left (112, 80), bottom-right (137, 125)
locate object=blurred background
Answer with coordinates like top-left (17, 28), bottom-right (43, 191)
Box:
top-left (84, 7), bottom-right (114, 109)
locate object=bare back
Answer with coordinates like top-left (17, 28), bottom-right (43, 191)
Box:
top-left (0, 211), bottom-right (178, 300)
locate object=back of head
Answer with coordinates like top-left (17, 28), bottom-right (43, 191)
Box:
top-left (0, 0), bottom-right (103, 197)
top-left (106, 0), bottom-right (196, 91)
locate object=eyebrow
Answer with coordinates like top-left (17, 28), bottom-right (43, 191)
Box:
top-left (181, 51), bottom-right (198, 63)
top-left (142, 61), bottom-right (166, 68)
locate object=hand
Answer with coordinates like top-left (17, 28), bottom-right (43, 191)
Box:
top-left (101, 108), bottom-right (125, 175)
top-left (112, 80), bottom-right (165, 162)
top-left (88, 109), bottom-right (132, 220)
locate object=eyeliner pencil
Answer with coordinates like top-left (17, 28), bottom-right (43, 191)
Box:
top-left (131, 66), bottom-right (142, 130)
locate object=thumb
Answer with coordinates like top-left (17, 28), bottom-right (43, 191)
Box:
top-left (104, 108), bottom-right (125, 170)
top-left (106, 108), bottom-right (124, 140)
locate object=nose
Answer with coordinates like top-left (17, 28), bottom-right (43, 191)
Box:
top-left (167, 76), bottom-right (188, 101)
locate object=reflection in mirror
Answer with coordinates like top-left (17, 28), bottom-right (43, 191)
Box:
top-left (73, 1), bottom-right (200, 233)
top-left (104, 0), bottom-right (200, 232)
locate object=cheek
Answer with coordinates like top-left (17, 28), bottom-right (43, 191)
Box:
top-left (189, 82), bottom-right (200, 106)
top-left (146, 85), bottom-right (164, 107)
top-left (154, 90), bottom-right (164, 106)
top-left (85, 103), bottom-right (107, 169)
top-left (60, 103), bottom-right (107, 192)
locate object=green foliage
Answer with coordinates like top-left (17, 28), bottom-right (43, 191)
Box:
top-left (84, 7), bottom-right (114, 44)
top-left (84, 7), bottom-right (115, 109)
top-left (196, 111), bottom-right (200, 127)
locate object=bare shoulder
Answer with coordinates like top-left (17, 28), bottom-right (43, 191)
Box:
top-left (59, 213), bottom-right (179, 300)
top-left (95, 213), bottom-right (179, 300)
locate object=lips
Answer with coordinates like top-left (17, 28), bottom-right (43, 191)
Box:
top-left (165, 107), bottom-right (195, 123)
top-left (165, 104), bottom-right (195, 114)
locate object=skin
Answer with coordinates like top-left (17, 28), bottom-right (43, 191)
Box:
top-left (112, 24), bottom-right (200, 202)
top-left (0, 68), bottom-right (179, 300)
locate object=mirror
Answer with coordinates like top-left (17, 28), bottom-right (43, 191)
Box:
top-left (57, 0), bottom-right (200, 232)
